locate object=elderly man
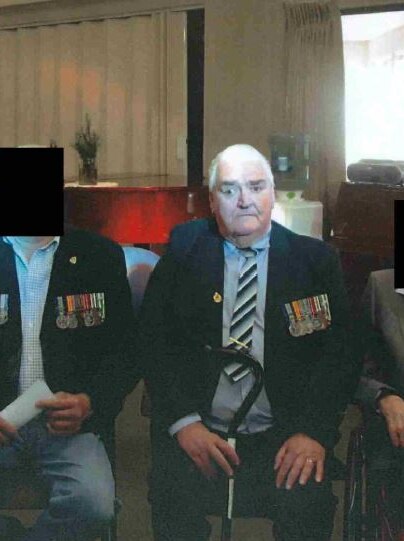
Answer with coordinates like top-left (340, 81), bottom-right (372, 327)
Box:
top-left (0, 230), bottom-right (137, 541)
top-left (140, 144), bottom-right (358, 541)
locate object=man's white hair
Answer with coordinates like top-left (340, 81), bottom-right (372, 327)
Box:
top-left (208, 144), bottom-right (274, 192)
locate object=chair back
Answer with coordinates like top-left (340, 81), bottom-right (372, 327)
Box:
top-left (122, 246), bottom-right (160, 314)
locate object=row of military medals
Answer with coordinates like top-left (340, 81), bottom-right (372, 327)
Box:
top-left (56, 293), bottom-right (105, 329)
top-left (284, 294), bottom-right (331, 337)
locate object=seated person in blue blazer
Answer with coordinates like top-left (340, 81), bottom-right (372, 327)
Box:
top-left (0, 230), bottom-right (138, 541)
top-left (139, 144), bottom-right (359, 541)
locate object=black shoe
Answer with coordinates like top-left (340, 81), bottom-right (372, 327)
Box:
top-left (0, 515), bottom-right (26, 541)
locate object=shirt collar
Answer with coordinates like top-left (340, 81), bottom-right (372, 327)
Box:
top-left (3, 236), bottom-right (60, 253)
top-left (224, 226), bottom-right (271, 254)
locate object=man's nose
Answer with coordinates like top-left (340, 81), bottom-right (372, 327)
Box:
top-left (238, 187), bottom-right (252, 207)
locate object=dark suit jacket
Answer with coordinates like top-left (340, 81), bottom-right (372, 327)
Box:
top-left (0, 230), bottom-right (138, 434)
top-left (140, 219), bottom-right (359, 450)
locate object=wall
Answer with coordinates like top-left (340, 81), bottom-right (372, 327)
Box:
top-left (1, 0), bottom-right (403, 179)
top-left (0, 0), bottom-right (287, 179)
top-left (203, 0), bottom-right (286, 170)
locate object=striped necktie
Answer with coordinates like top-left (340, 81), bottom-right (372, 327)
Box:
top-left (229, 248), bottom-right (258, 351)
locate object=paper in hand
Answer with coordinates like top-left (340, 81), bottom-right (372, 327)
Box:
top-left (0, 380), bottom-right (54, 429)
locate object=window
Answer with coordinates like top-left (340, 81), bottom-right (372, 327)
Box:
top-left (342, 10), bottom-right (404, 166)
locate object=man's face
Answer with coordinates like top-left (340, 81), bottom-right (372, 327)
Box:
top-left (210, 158), bottom-right (273, 247)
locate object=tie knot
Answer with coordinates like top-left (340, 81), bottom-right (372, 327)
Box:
top-left (239, 248), bottom-right (256, 259)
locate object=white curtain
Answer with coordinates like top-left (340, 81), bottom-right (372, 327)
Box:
top-left (283, 0), bottom-right (345, 220)
top-left (0, 11), bottom-right (187, 183)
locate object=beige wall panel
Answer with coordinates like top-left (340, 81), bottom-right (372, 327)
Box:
top-left (16, 28), bottom-right (39, 144)
top-left (204, 0), bottom-right (286, 176)
top-left (0, 31), bottom-right (17, 146)
top-left (81, 21), bottom-right (106, 174)
top-left (58, 24), bottom-right (81, 178)
top-left (130, 16), bottom-right (154, 178)
top-left (166, 10), bottom-right (187, 181)
top-left (37, 26), bottom-right (58, 146)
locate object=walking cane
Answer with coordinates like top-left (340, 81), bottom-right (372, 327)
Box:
top-left (211, 347), bottom-right (264, 541)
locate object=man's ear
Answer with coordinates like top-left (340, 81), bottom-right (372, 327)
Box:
top-left (209, 192), bottom-right (215, 214)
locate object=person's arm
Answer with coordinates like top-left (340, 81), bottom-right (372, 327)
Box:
top-left (38, 244), bottom-right (138, 434)
top-left (288, 245), bottom-right (360, 446)
top-left (85, 244), bottom-right (140, 429)
top-left (137, 253), bottom-right (210, 430)
top-left (377, 391), bottom-right (404, 447)
top-left (275, 245), bottom-right (360, 487)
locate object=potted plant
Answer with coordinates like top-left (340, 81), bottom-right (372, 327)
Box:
top-left (72, 114), bottom-right (100, 185)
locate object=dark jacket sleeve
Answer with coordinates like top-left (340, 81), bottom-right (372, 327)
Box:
top-left (282, 244), bottom-right (361, 449)
top-left (137, 253), bottom-right (211, 429)
top-left (82, 241), bottom-right (140, 433)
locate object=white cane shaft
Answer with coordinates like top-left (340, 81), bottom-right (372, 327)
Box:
top-left (227, 478), bottom-right (235, 518)
top-left (226, 437), bottom-right (237, 519)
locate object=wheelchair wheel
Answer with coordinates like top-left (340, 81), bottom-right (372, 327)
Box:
top-left (343, 426), bottom-right (365, 541)
top-left (368, 477), bottom-right (400, 541)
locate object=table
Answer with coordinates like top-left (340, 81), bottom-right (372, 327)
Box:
top-left (272, 195), bottom-right (323, 239)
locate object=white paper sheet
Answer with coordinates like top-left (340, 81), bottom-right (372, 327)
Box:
top-left (0, 380), bottom-right (54, 429)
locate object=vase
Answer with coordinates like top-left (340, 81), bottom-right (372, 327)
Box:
top-left (79, 159), bottom-right (98, 185)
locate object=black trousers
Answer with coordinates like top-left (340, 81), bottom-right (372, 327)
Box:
top-left (150, 428), bottom-right (338, 541)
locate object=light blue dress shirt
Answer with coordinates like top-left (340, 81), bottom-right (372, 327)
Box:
top-left (169, 230), bottom-right (273, 436)
top-left (3, 237), bottom-right (60, 394)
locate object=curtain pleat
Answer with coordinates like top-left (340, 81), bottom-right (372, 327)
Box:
top-left (283, 0), bottom-right (345, 222)
top-left (0, 12), bottom-right (186, 183)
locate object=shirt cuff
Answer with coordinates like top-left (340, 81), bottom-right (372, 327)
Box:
top-left (375, 386), bottom-right (400, 414)
top-left (168, 413), bottom-right (202, 437)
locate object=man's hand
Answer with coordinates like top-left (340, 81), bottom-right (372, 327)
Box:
top-left (176, 422), bottom-right (240, 478)
top-left (0, 416), bottom-right (19, 446)
top-left (36, 392), bottom-right (92, 436)
top-left (274, 433), bottom-right (325, 490)
top-left (379, 394), bottom-right (404, 447)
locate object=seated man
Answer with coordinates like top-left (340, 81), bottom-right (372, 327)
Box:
top-left (355, 269), bottom-right (404, 538)
top-left (139, 144), bottom-right (359, 541)
top-left (0, 230), bottom-right (139, 541)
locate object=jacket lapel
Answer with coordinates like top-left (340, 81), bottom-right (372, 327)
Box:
top-left (187, 227), bottom-right (224, 348)
top-left (264, 223), bottom-right (294, 352)
top-left (0, 241), bottom-right (22, 388)
top-left (40, 236), bottom-right (79, 339)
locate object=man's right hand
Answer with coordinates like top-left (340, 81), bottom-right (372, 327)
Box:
top-left (379, 394), bottom-right (404, 447)
top-left (0, 416), bottom-right (19, 446)
top-left (176, 422), bottom-right (240, 478)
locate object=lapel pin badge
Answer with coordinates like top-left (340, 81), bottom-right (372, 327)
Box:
top-left (69, 256), bottom-right (77, 265)
top-left (213, 292), bottom-right (222, 303)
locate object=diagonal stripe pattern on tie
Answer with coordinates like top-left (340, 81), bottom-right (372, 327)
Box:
top-left (229, 248), bottom-right (258, 350)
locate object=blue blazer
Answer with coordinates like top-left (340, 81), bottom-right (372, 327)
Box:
top-left (0, 229), bottom-right (138, 434)
top-left (140, 219), bottom-right (359, 449)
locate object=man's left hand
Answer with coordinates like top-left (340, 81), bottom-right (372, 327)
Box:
top-left (36, 392), bottom-right (92, 436)
top-left (274, 433), bottom-right (325, 490)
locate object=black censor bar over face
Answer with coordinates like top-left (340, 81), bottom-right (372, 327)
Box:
top-left (395, 200), bottom-right (404, 288)
top-left (0, 148), bottom-right (64, 236)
